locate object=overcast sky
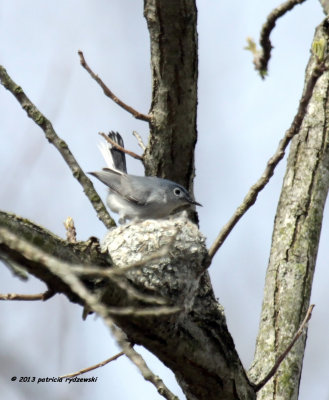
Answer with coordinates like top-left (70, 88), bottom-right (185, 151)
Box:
top-left (0, 1), bottom-right (327, 399)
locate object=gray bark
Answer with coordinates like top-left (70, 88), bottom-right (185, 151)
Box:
top-left (2, 2), bottom-right (328, 400)
top-left (0, 211), bottom-right (113, 304)
top-left (249, 20), bottom-right (329, 399)
top-left (0, 1), bottom-right (257, 398)
top-left (319, 0), bottom-right (329, 15)
top-left (143, 0), bottom-right (198, 194)
top-left (0, 213), bottom-right (256, 400)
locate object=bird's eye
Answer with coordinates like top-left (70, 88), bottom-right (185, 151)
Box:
top-left (173, 188), bottom-right (181, 196)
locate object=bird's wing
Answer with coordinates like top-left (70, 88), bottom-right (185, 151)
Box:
top-left (117, 174), bottom-right (155, 206)
top-left (89, 170), bottom-right (155, 206)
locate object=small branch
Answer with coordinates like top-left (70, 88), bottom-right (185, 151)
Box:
top-left (78, 51), bottom-right (150, 122)
top-left (70, 234), bottom-right (176, 305)
top-left (77, 270), bottom-right (167, 306)
top-left (0, 290), bottom-right (54, 301)
top-left (246, 0), bottom-right (307, 77)
top-left (70, 241), bottom-right (174, 305)
top-left (72, 239), bottom-right (173, 277)
top-left (0, 227), bottom-right (178, 400)
top-left (253, 304), bottom-right (315, 391)
top-left (0, 65), bottom-right (115, 230)
top-left (64, 217), bottom-right (77, 243)
top-left (133, 130), bottom-right (147, 152)
top-left (105, 305), bottom-right (181, 317)
top-left (60, 351), bottom-right (125, 378)
top-left (208, 60), bottom-right (327, 260)
top-left (99, 132), bottom-right (143, 161)
top-left (109, 274), bottom-right (167, 306)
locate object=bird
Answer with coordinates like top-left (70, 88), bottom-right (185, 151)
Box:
top-left (89, 132), bottom-right (201, 224)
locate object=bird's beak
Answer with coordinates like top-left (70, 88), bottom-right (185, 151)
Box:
top-left (190, 199), bottom-right (202, 207)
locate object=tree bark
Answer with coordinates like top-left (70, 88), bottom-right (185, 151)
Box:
top-left (249, 19), bottom-right (329, 399)
top-left (0, 1), bottom-right (257, 398)
top-left (143, 0), bottom-right (198, 194)
top-left (319, 0), bottom-right (329, 16)
top-left (0, 213), bottom-right (256, 400)
top-left (0, 211), bottom-right (113, 304)
top-left (3, 2), bottom-right (328, 400)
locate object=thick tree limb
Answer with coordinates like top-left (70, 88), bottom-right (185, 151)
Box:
top-left (99, 218), bottom-right (256, 400)
top-left (143, 0), bottom-right (198, 197)
top-left (0, 211), bottom-right (256, 400)
top-left (0, 65), bottom-right (115, 229)
top-left (249, 20), bottom-right (329, 399)
top-left (0, 211), bottom-right (113, 304)
top-left (0, 226), bottom-right (177, 400)
top-left (253, 304), bottom-right (314, 391)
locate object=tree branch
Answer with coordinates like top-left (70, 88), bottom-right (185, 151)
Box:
top-left (99, 132), bottom-right (143, 161)
top-left (319, 0), bottom-right (329, 15)
top-left (0, 209), bottom-right (256, 400)
top-left (0, 290), bottom-right (54, 301)
top-left (246, 0), bottom-right (307, 77)
top-left (0, 211), bottom-right (112, 305)
top-left (0, 65), bottom-right (115, 229)
top-left (208, 59), bottom-right (326, 261)
top-left (60, 351), bottom-right (125, 378)
top-left (249, 20), bottom-right (329, 398)
top-left (78, 51), bottom-right (150, 122)
top-left (0, 227), bottom-right (178, 400)
top-left (143, 0), bottom-right (198, 194)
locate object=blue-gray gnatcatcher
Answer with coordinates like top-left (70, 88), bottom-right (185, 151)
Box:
top-left (89, 132), bottom-right (201, 224)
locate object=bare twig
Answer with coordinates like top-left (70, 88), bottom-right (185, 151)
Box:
top-left (108, 274), bottom-right (167, 306)
top-left (0, 228), bottom-right (178, 400)
top-left (208, 60), bottom-right (327, 260)
top-left (0, 290), bottom-right (54, 301)
top-left (133, 130), bottom-right (147, 152)
top-left (105, 305), bottom-right (181, 317)
top-left (0, 65), bottom-right (115, 230)
top-left (78, 51), bottom-right (150, 122)
top-left (71, 240), bottom-right (172, 277)
top-left (99, 132), bottom-right (143, 161)
top-left (60, 351), bottom-right (125, 378)
top-left (78, 270), bottom-right (167, 306)
top-left (246, 0), bottom-right (307, 78)
top-left (64, 217), bottom-right (77, 243)
top-left (70, 239), bottom-right (174, 305)
top-left (254, 304), bottom-right (315, 391)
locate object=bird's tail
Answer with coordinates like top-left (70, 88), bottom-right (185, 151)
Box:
top-left (98, 131), bottom-right (127, 173)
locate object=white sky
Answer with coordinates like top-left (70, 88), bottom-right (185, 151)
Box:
top-left (0, 1), bottom-right (327, 399)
